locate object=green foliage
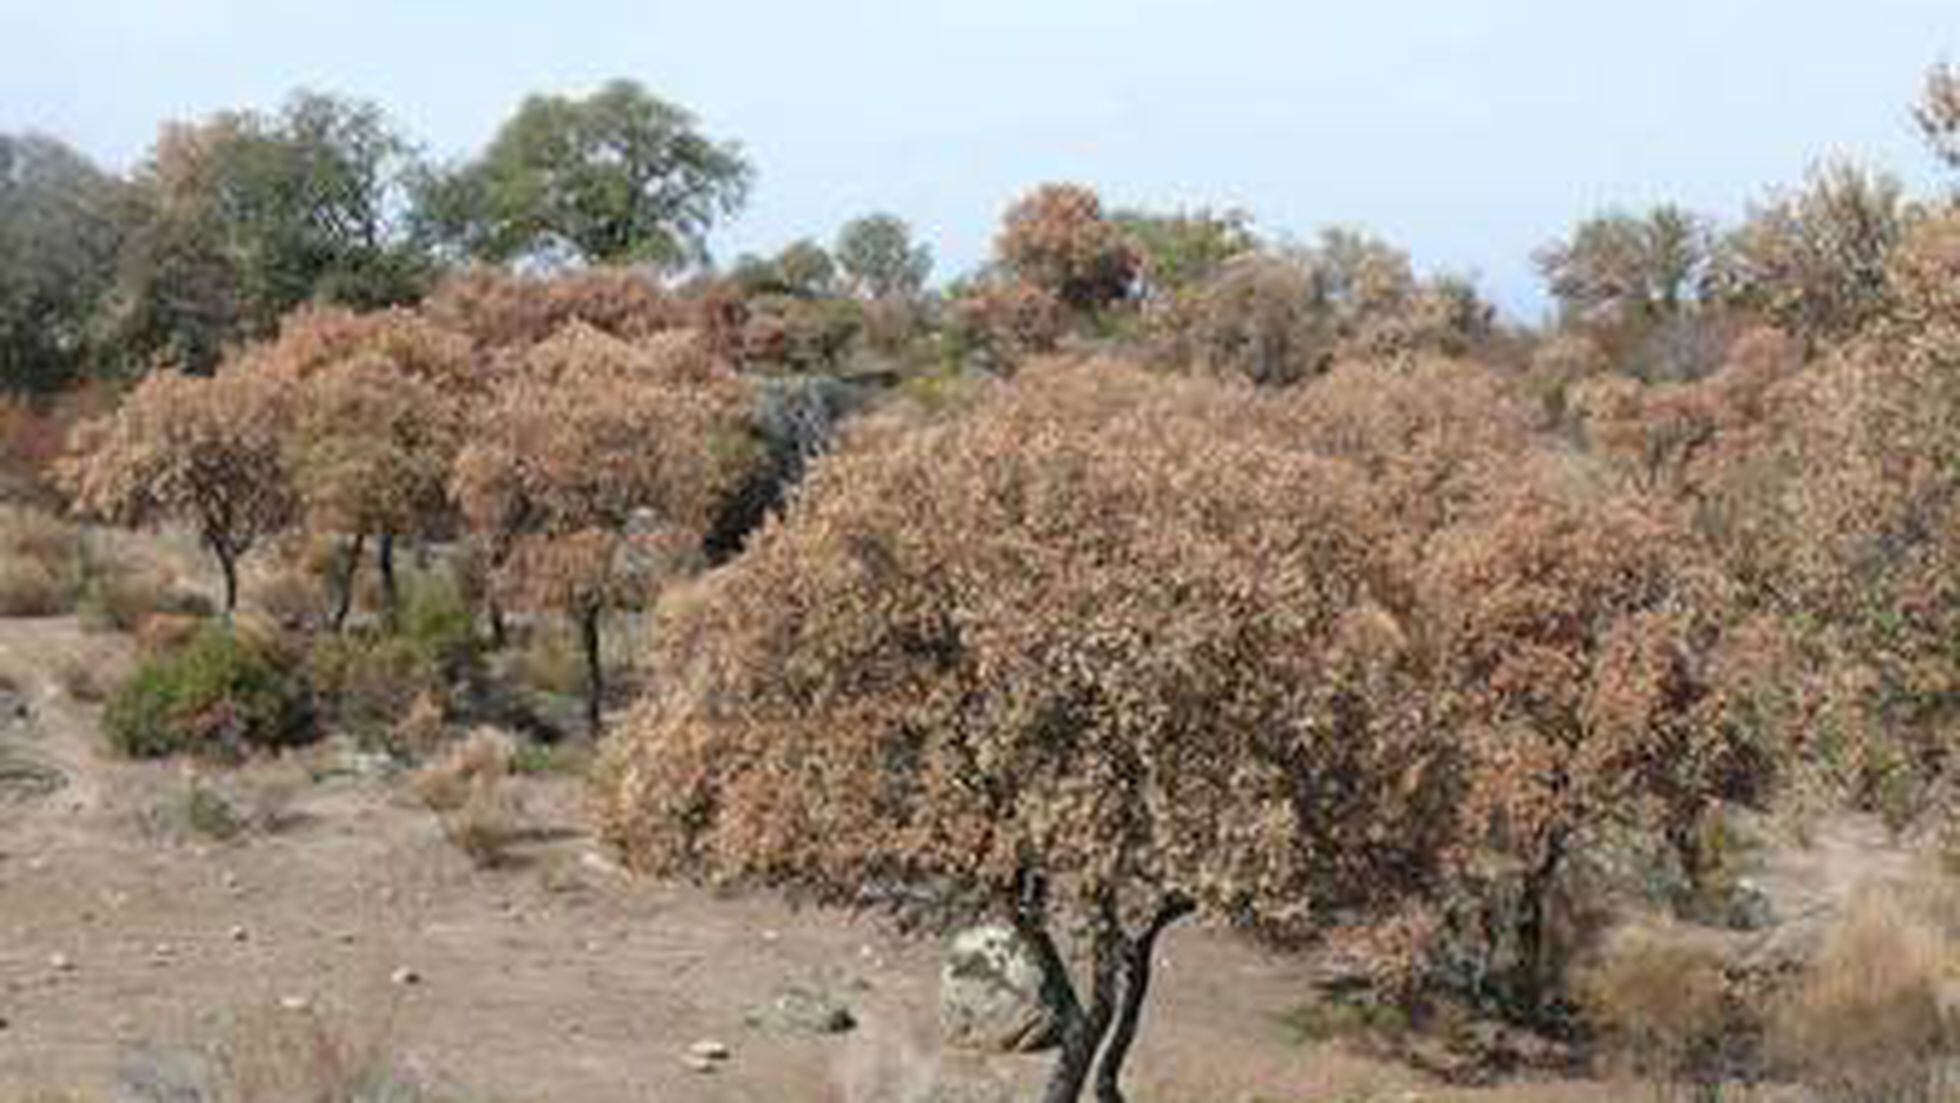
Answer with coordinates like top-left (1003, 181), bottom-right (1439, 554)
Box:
top-left (0, 133), bottom-right (129, 392)
top-left (104, 625), bottom-right (314, 758)
top-left (309, 570), bottom-right (476, 746)
top-left (108, 90), bottom-right (432, 373)
top-left (1112, 206), bottom-right (1257, 299)
top-left (834, 213), bottom-right (933, 299)
top-left (418, 78), bottom-right (752, 268)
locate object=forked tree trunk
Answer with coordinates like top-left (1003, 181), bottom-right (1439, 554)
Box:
top-left (1094, 897), bottom-right (1195, 1103)
top-left (580, 605), bottom-right (604, 735)
top-left (330, 532), bottom-right (366, 633)
top-left (1012, 886), bottom-right (1199, 1103)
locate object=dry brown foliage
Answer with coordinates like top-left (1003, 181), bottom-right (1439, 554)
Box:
top-left (414, 727), bottom-right (519, 867)
top-left (453, 323), bottom-right (753, 730)
top-left (595, 358), bottom-right (1517, 1096)
top-left (59, 367), bottom-right (295, 613)
top-left (423, 265), bottom-right (689, 350)
top-left (995, 183), bottom-right (1139, 313)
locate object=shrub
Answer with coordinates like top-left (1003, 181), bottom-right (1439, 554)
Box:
top-left (0, 505), bottom-right (78, 615)
top-left (1768, 893), bottom-right (1959, 1103)
top-left (103, 625), bottom-right (314, 759)
top-left (414, 728), bottom-right (519, 867)
top-left (1577, 921), bottom-right (1738, 1091)
top-left (307, 571), bottom-right (477, 750)
top-left (74, 545), bottom-right (178, 633)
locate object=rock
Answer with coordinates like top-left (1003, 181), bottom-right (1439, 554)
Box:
top-left (48, 952), bottom-right (73, 973)
top-left (278, 995), bottom-right (310, 1012)
top-left (745, 985), bottom-right (856, 1035)
top-left (390, 966), bottom-right (421, 987)
top-left (229, 925), bottom-right (249, 943)
top-left (682, 1039), bottom-right (729, 1074)
top-left (939, 924), bottom-right (1064, 1054)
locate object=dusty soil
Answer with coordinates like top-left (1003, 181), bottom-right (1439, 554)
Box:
top-left (0, 612), bottom-right (1619, 1103)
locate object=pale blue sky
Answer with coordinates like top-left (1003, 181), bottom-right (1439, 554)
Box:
top-left (2, 1), bottom-right (1954, 316)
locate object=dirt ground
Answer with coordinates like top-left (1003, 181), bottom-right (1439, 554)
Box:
top-left (0, 611), bottom-right (1627, 1103)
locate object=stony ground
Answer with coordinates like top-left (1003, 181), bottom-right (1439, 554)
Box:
top-left (0, 611), bottom-right (1726, 1103)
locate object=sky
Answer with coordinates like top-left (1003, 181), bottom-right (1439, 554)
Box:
top-left (2, 0), bottom-right (1955, 318)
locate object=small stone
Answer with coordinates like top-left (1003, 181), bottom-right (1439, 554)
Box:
top-left (681, 1053), bottom-right (718, 1074)
top-left (279, 995), bottom-right (310, 1012)
top-left (689, 1039), bottom-right (730, 1061)
top-left (229, 925), bottom-right (249, 943)
top-left (338, 931), bottom-right (358, 945)
top-left (48, 953), bottom-right (73, 973)
top-left (760, 929), bottom-right (780, 943)
top-left (390, 967), bottom-right (420, 986)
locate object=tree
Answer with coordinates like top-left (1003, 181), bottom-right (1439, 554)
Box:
top-left (996, 183), bottom-right (1139, 313)
top-left (0, 133), bottom-right (130, 392)
top-left (59, 367), bottom-right (295, 615)
top-left (834, 213), bottom-right (933, 300)
top-left (1110, 206), bottom-right (1256, 301)
top-left (596, 361), bottom-right (1462, 1102)
top-left (1914, 62), bottom-right (1960, 173)
top-left (108, 91), bottom-right (433, 373)
top-left (1710, 161), bottom-right (1910, 345)
top-left (256, 307), bottom-right (474, 629)
top-left (453, 325), bottom-right (753, 733)
top-left (419, 79), bottom-right (752, 268)
top-left (1535, 206), bottom-right (1713, 325)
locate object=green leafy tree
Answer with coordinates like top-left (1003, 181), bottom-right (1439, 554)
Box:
top-left (0, 133), bottom-right (130, 392)
top-left (108, 91), bottom-right (432, 373)
top-left (419, 79), bottom-right (752, 268)
top-left (833, 213), bottom-right (933, 300)
top-left (1111, 206), bottom-right (1256, 300)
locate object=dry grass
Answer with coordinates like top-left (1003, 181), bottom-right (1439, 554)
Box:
top-left (1768, 891), bottom-right (1959, 1103)
top-left (54, 655), bottom-right (109, 703)
top-left (0, 506), bottom-right (77, 616)
top-left (1576, 920), bottom-right (1734, 1097)
top-left (413, 729), bottom-right (520, 868)
top-left (212, 999), bottom-right (427, 1103)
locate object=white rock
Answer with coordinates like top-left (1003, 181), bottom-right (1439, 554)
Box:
top-left (688, 1039), bottom-right (730, 1061)
top-left (390, 966), bottom-right (421, 986)
top-left (279, 995), bottom-right (310, 1012)
top-left (229, 925), bottom-right (249, 943)
top-left (47, 953), bottom-right (73, 973)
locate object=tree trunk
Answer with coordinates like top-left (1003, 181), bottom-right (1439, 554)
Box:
top-left (488, 600), bottom-right (508, 651)
top-left (1093, 897), bottom-right (1195, 1103)
top-left (1040, 903), bottom-right (1122, 1103)
top-left (1515, 827), bottom-right (1571, 1013)
top-left (580, 606), bottom-right (604, 735)
top-left (211, 538), bottom-right (239, 619)
top-left (330, 532), bottom-right (366, 633)
top-left (377, 532), bottom-right (399, 630)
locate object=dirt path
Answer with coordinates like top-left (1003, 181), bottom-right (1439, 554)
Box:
top-left (0, 615), bottom-right (1614, 1103)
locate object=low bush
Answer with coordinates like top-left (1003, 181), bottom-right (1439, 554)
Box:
top-left (0, 505), bottom-right (78, 615)
top-left (308, 570), bottom-right (477, 752)
top-left (1576, 921), bottom-right (1738, 1092)
top-left (1768, 893), bottom-right (1959, 1103)
top-left (414, 728), bottom-right (519, 867)
top-left (103, 625), bottom-right (315, 759)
